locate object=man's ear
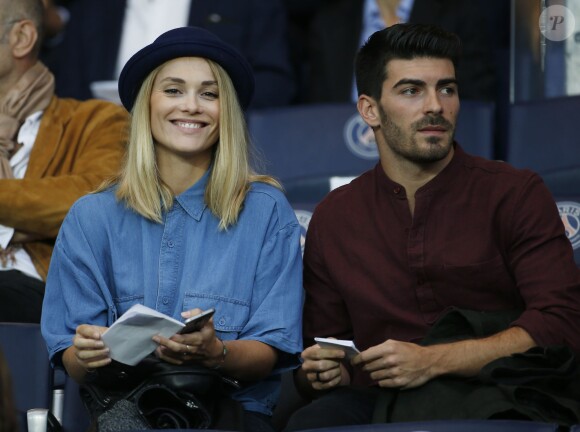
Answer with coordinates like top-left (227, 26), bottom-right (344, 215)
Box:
top-left (10, 20), bottom-right (38, 59)
top-left (357, 95), bottom-right (381, 128)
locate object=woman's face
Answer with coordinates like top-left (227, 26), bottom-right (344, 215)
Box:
top-left (150, 57), bottom-right (220, 168)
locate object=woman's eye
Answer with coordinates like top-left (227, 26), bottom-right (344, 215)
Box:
top-left (202, 91), bottom-right (218, 99)
top-left (164, 88), bottom-right (181, 95)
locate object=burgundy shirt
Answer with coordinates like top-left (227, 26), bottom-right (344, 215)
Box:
top-left (303, 146), bottom-right (580, 387)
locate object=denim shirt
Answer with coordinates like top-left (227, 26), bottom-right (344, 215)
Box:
top-left (41, 171), bottom-right (304, 415)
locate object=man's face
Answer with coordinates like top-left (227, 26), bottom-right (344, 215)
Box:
top-left (376, 57), bottom-right (459, 164)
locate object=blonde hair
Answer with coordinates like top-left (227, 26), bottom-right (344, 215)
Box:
top-left (108, 58), bottom-right (280, 230)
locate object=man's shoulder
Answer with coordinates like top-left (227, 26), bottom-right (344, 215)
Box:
top-left (462, 153), bottom-right (538, 184)
top-left (48, 96), bottom-right (128, 120)
top-left (313, 169), bottom-right (376, 220)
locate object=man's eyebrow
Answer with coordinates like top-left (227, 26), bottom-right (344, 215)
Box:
top-left (392, 77), bottom-right (458, 88)
top-left (437, 78), bottom-right (458, 87)
top-left (393, 78), bottom-right (425, 88)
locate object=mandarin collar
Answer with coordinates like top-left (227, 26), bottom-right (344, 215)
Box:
top-left (174, 168), bottom-right (210, 221)
top-left (376, 143), bottom-right (466, 197)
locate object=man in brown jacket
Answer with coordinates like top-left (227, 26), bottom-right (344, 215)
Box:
top-left (0, 0), bottom-right (128, 322)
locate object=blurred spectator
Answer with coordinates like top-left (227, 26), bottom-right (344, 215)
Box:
top-left (39, 0), bottom-right (73, 70)
top-left (0, 0), bottom-right (128, 323)
top-left (49, 0), bottom-right (296, 108)
top-left (0, 348), bottom-right (18, 432)
top-left (285, 0), bottom-right (496, 103)
top-left (41, 0), bottom-right (70, 39)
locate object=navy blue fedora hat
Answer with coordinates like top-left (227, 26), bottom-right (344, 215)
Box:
top-left (118, 26), bottom-right (255, 111)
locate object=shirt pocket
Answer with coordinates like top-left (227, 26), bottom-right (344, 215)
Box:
top-left (112, 295), bottom-right (145, 318)
top-left (183, 294), bottom-right (250, 341)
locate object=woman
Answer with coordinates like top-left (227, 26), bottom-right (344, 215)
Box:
top-left (41, 26), bottom-right (303, 431)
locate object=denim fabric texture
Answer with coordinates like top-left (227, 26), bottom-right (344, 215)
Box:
top-left (41, 170), bottom-right (304, 415)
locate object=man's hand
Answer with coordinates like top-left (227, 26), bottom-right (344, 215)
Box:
top-left (352, 340), bottom-right (440, 389)
top-left (353, 327), bottom-right (537, 389)
top-left (299, 343), bottom-right (351, 391)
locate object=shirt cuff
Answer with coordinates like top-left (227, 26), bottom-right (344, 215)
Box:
top-left (0, 225), bottom-right (15, 249)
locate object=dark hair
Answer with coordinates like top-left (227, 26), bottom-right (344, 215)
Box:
top-left (355, 23), bottom-right (461, 100)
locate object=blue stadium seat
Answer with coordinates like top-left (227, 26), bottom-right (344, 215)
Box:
top-left (0, 323), bottom-right (53, 432)
top-left (61, 376), bottom-right (91, 432)
top-left (249, 101), bottom-right (495, 204)
top-left (506, 96), bottom-right (580, 172)
top-left (455, 100), bottom-right (496, 159)
top-left (540, 166), bottom-right (580, 267)
top-left (248, 104), bottom-right (378, 183)
top-left (294, 419), bottom-right (560, 432)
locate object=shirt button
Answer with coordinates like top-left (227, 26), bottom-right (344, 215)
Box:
top-left (393, 187), bottom-right (401, 194)
top-left (167, 240), bottom-right (174, 248)
top-left (218, 317), bottom-right (226, 326)
top-left (162, 296), bottom-right (169, 304)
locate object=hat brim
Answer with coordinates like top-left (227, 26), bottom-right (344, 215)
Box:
top-left (118, 27), bottom-right (255, 111)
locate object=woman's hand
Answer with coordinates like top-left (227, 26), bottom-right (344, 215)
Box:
top-left (63, 324), bottom-right (111, 382)
top-left (153, 308), bottom-right (223, 368)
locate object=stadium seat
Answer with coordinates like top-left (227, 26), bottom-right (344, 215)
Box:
top-left (506, 95), bottom-right (580, 172)
top-left (61, 376), bottom-right (91, 432)
top-left (249, 101), bottom-right (495, 205)
top-left (294, 419), bottom-right (560, 432)
top-left (0, 323), bottom-right (53, 432)
top-left (248, 104), bottom-right (378, 183)
top-left (455, 99), bottom-right (496, 159)
top-left (540, 166), bottom-right (580, 267)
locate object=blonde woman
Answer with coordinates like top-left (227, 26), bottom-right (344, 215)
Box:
top-left (41, 27), bottom-right (303, 431)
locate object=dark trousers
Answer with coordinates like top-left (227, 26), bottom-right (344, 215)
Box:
top-left (284, 387), bottom-right (379, 431)
top-left (0, 270), bottom-right (45, 323)
top-left (244, 411), bottom-right (276, 432)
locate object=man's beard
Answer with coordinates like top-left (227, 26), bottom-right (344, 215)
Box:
top-left (379, 106), bottom-right (455, 164)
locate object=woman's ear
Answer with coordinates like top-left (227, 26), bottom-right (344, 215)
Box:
top-left (357, 95), bottom-right (381, 129)
top-left (10, 20), bottom-right (38, 59)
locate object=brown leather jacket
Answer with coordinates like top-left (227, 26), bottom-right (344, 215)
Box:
top-left (0, 96), bottom-right (128, 280)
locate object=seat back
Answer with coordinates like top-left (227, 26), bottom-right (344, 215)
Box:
top-left (506, 96), bottom-right (580, 171)
top-left (540, 166), bottom-right (580, 267)
top-left (248, 104), bottom-right (378, 182)
top-left (455, 99), bottom-right (496, 159)
top-left (61, 376), bottom-right (91, 432)
top-left (0, 323), bottom-right (53, 431)
top-left (248, 101), bottom-right (496, 186)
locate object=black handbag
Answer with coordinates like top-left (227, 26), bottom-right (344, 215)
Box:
top-left (80, 355), bottom-right (243, 431)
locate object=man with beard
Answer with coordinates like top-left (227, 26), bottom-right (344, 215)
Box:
top-left (285, 24), bottom-right (580, 430)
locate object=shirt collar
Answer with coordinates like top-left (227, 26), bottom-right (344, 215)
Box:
top-left (174, 168), bottom-right (210, 221)
top-left (376, 142), bottom-right (465, 197)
